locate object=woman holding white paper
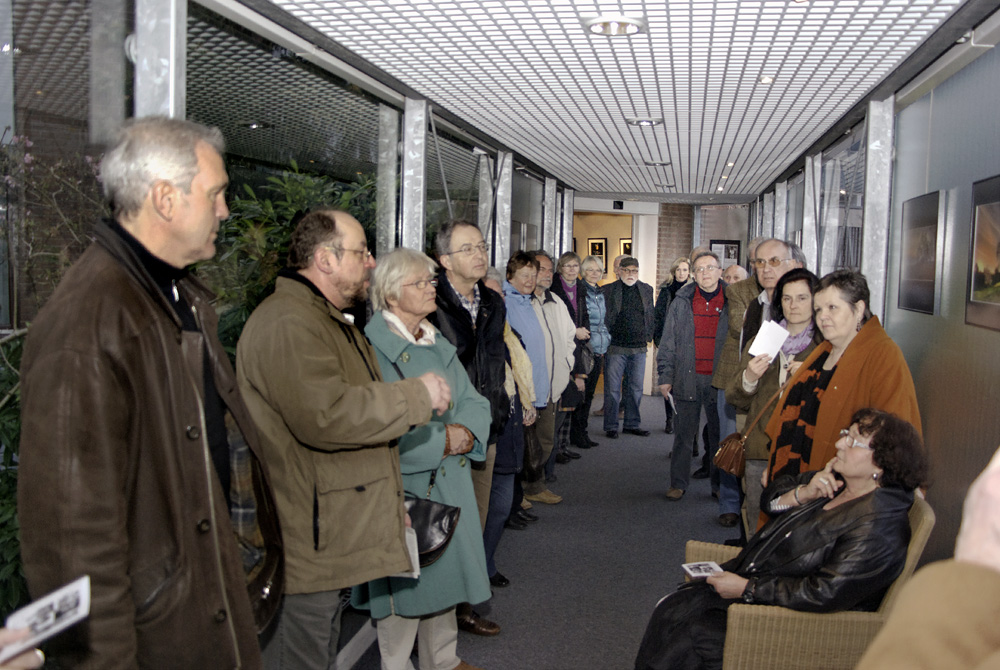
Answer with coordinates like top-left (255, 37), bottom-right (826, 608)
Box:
top-left (760, 270), bottom-right (922, 510)
top-left (726, 268), bottom-right (822, 534)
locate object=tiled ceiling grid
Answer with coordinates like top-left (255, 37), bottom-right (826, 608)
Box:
top-left (11, 0), bottom-right (91, 122)
top-left (270, 0), bottom-right (964, 204)
top-left (188, 5), bottom-right (481, 199)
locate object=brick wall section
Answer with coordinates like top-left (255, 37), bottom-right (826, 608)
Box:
top-left (655, 203), bottom-right (694, 287)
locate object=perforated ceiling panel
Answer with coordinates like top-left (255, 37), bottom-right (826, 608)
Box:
top-left (269, 0), bottom-right (966, 203)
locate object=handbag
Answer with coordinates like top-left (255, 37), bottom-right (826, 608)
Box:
top-left (404, 469), bottom-right (461, 567)
top-left (714, 385), bottom-right (785, 478)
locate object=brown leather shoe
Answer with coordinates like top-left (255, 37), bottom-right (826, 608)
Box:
top-left (718, 513), bottom-right (739, 527)
top-left (457, 610), bottom-right (501, 637)
top-left (665, 488), bottom-right (685, 501)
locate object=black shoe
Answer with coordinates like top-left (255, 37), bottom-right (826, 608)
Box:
top-left (718, 513), bottom-right (739, 527)
top-left (623, 428), bottom-right (651, 437)
top-left (586, 438), bottom-right (599, 447)
top-left (692, 467), bottom-right (711, 479)
top-left (605, 430), bottom-right (619, 439)
top-left (504, 517), bottom-right (527, 530)
top-left (489, 572), bottom-right (510, 588)
top-left (515, 509), bottom-right (538, 523)
top-left (664, 415), bottom-right (673, 434)
top-left (545, 473), bottom-right (558, 483)
top-left (555, 451), bottom-right (572, 464)
top-left (564, 449), bottom-right (581, 459)
top-left (575, 440), bottom-right (592, 450)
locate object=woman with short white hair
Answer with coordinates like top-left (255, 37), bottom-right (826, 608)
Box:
top-left (352, 247), bottom-right (491, 670)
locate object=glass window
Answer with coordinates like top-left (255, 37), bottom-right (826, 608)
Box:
top-left (818, 121), bottom-right (867, 275)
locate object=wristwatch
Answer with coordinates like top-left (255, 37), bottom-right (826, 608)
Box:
top-left (741, 577), bottom-right (758, 603)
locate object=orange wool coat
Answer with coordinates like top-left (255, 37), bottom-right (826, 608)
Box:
top-left (763, 316), bottom-right (922, 479)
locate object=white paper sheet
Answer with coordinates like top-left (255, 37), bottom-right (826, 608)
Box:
top-left (747, 320), bottom-right (790, 360)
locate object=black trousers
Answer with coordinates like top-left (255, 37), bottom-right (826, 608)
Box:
top-left (635, 582), bottom-right (732, 670)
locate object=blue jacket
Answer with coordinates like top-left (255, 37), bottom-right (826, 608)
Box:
top-left (503, 280), bottom-right (550, 406)
top-left (583, 281), bottom-right (610, 355)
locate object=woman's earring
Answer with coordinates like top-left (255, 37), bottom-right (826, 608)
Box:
top-left (872, 472), bottom-right (880, 481)
top-left (856, 319), bottom-right (863, 332)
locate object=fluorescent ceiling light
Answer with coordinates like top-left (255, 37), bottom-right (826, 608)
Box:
top-left (626, 117), bottom-right (663, 127)
top-left (644, 160), bottom-right (671, 166)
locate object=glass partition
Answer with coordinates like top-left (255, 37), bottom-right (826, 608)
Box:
top-left (819, 121), bottom-right (867, 274)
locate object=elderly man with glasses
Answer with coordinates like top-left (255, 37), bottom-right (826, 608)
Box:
top-left (658, 251), bottom-right (730, 510)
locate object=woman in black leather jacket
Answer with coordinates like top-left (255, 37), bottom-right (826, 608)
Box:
top-left (635, 408), bottom-right (928, 670)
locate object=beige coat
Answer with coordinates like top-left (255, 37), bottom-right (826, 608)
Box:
top-left (237, 275), bottom-right (432, 593)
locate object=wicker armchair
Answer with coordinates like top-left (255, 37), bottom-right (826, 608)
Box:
top-left (685, 497), bottom-right (935, 670)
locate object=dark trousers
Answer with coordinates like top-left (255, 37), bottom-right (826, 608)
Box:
top-left (671, 374), bottom-right (720, 491)
top-left (570, 353), bottom-right (604, 446)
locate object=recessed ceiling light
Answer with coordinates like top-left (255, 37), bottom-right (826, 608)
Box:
top-left (655, 183), bottom-right (675, 188)
top-left (644, 160), bottom-right (671, 166)
top-left (239, 122), bottom-right (273, 130)
top-left (717, 187), bottom-right (725, 191)
top-left (721, 175), bottom-right (729, 179)
top-left (727, 162), bottom-right (735, 167)
top-left (582, 15), bottom-right (648, 37)
top-left (760, 75), bottom-right (774, 84)
top-left (626, 117), bottom-right (663, 127)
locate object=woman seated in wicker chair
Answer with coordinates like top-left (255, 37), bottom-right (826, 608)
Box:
top-left (635, 408), bottom-right (928, 670)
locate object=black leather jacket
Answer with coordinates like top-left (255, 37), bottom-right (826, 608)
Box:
top-left (430, 273), bottom-right (509, 443)
top-left (728, 471), bottom-right (913, 613)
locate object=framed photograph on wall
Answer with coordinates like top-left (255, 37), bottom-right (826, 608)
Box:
top-left (898, 191), bottom-right (944, 315)
top-left (620, 238), bottom-right (632, 256)
top-left (588, 238), bottom-right (607, 273)
top-left (709, 239), bottom-right (741, 269)
top-left (967, 174), bottom-right (1000, 331)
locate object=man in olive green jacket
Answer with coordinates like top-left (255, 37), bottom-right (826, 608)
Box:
top-left (237, 210), bottom-right (451, 670)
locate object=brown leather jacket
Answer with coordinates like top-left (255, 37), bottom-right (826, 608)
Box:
top-left (18, 221), bottom-right (283, 669)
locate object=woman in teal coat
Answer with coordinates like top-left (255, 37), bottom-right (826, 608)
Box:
top-left (352, 247), bottom-right (491, 670)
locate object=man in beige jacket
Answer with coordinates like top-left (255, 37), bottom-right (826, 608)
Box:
top-left (237, 210), bottom-right (451, 670)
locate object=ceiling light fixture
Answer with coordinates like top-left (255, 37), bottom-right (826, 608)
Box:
top-left (717, 187), bottom-right (724, 191)
top-left (721, 175), bottom-right (729, 179)
top-left (655, 183), bottom-right (675, 188)
top-left (727, 162), bottom-right (735, 167)
top-left (643, 160), bottom-right (671, 166)
top-left (582, 15), bottom-right (648, 37)
top-left (760, 75), bottom-right (774, 84)
top-left (239, 122), bottom-right (273, 130)
top-left (626, 117), bottom-right (663, 127)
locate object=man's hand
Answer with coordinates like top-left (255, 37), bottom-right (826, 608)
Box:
top-left (523, 405), bottom-right (537, 427)
top-left (574, 376), bottom-right (586, 392)
top-left (444, 424), bottom-right (474, 456)
top-left (659, 383), bottom-right (672, 399)
top-left (956, 446), bottom-right (1000, 573)
top-left (418, 372), bottom-right (452, 415)
top-left (575, 327), bottom-right (591, 341)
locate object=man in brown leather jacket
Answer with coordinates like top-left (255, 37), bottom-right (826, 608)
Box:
top-left (17, 117), bottom-right (283, 669)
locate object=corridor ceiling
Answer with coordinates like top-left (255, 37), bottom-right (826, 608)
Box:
top-left (261, 0), bottom-right (975, 204)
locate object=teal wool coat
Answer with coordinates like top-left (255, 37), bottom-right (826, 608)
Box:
top-left (352, 311), bottom-right (493, 617)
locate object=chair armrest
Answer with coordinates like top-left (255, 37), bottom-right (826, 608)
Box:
top-left (723, 604), bottom-right (885, 670)
top-left (685, 540), bottom-right (741, 564)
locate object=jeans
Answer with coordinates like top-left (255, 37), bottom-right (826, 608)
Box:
top-left (715, 389), bottom-right (742, 515)
top-left (603, 350), bottom-right (646, 431)
top-left (570, 353), bottom-right (604, 446)
top-left (483, 471), bottom-right (515, 577)
top-left (671, 374), bottom-right (719, 491)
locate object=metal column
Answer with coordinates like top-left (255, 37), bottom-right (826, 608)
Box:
top-left (1, 0), bottom-right (15, 135)
top-left (134, 0), bottom-right (185, 118)
top-left (560, 189), bottom-right (575, 257)
top-left (773, 181), bottom-right (788, 241)
top-left (861, 97), bottom-right (895, 318)
top-left (493, 151), bottom-right (513, 266)
top-left (542, 177), bottom-right (558, 255)
top-left (90, 0), bottom-right (126, 144)
top-left (762, 192), bottom-right (775, 239)
top-left (376, 104), bottom-right (399, 258)
top-left (801, 154), bottom-right (821, 271)
top-left (400, 97), bottom-right (427, 251)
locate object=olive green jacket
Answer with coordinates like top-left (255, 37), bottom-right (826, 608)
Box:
top-left (713, 276), bottom-right (764, 390)
top-left (237, 274), bottom-right (433, 593)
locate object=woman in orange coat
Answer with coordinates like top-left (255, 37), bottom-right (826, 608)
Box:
top-left (763, 270), bottom-right (921, 487)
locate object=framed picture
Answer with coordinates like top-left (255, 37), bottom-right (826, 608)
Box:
top-left (588, 238), bottom-right (607, 273)
top-left (898, 191), bottom-right (944, 314)
top-left (709, 239), bottom-right (741, 269)
top-left (967, 174), bottom-right (1000, 330)
top-left (619, 238), bottom-right (633, 257)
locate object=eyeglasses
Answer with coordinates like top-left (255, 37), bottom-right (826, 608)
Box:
top-left (620, 268), bottom-right (639, 275)
top-left (839, 429), bottom-right (874, 450)
top-left (751, 257), bottom-right (791, 269)
top-left (444, 243), bottom-right (489, 256)
top-left (327, 245), bottom-right (373, 261)
top-left (693, 265), bottom-right (720, 274)
top-left (402, 278), bottom-right (439, 290)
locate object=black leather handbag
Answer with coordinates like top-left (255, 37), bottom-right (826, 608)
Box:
top-left (404, 469), bottom-right (461, 567)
